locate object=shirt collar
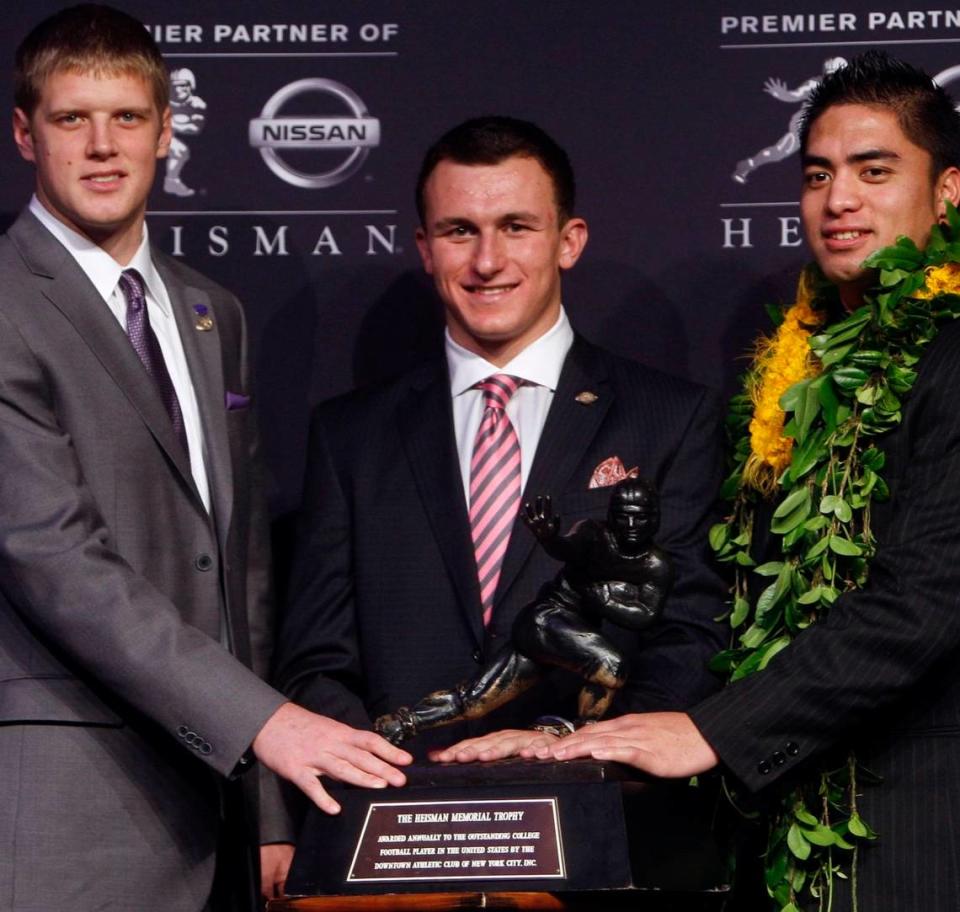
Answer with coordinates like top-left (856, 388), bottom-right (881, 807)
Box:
top-left (28, 195), bottom-right (165, 314)
top-left (446, 307), bottom-right (574, 397)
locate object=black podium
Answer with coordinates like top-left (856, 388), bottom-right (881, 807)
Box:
top-left (274, 760), bottom-right (730, 911)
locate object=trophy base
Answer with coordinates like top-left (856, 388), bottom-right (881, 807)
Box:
top-left (281, 759), bottom-right (729, 907)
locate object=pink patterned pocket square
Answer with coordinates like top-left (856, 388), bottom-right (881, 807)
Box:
top-left (588, 455), bottom-right (639, 489)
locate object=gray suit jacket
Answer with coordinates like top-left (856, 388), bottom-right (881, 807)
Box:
top-left (0, 211), bottom-right (285, 912)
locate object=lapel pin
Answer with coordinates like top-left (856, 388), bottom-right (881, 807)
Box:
top-left (193, 303), bottom-right (214, 332)
top-left (575, 391), bottom-right (598, 405)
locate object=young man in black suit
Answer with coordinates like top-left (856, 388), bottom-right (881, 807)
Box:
top-left (275, 117), bottom-right (727, 770)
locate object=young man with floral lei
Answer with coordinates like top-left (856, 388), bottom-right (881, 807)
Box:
top-left (535, 51), bottom-right (960, 910)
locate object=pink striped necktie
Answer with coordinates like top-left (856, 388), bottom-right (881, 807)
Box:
top-left (469, 374), bottom-right (522, 627)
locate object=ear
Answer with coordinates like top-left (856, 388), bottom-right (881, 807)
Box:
top-left (13, 108), bottom-right (36, 163)
top-left (936, 166), bottom-right (960, 217)
top-left (415, 225), bottom-right (434, 275)
top-left (156, 105), bottom-right (172, 160)
top-left (557, 216), bottom-right (588, 271)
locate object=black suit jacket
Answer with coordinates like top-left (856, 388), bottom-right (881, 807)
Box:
top-left (276, 336), bottom-right (727, 758)
top-left (691, 319), bottom-right (960, 908)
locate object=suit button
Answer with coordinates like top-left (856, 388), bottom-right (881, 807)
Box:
top-left (757, 760), bottom-right (773, 775)
top-left (200, 742), bottom-right (212, 755)
top-left (177, 725), bottom-right (188, 737)
top-left (195, 553), bottom-right (214, 571)
top-left (472, 650), bottom-right (482, 663)
top-left (772, 750), bottom-right (786, 766)
top-left (786, 741), bottom-right (800, 756)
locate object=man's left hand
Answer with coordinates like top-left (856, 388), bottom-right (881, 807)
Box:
top-left (429, 729), bottom-right (559, 763)
top-left (538, 712), bottom-right (718, 778)
top-left (260, 842), bottom-right (294, 901)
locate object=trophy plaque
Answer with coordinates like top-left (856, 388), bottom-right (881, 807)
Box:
top-left (281, 759), bottom-right (728, 906)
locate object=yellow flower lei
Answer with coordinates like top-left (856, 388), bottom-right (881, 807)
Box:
top-left (742, 266), bottom-right (826, 495)
top-left (741, 260), bottom-right (960, 496)
top-left (914, 261), bottom-right (960, 299)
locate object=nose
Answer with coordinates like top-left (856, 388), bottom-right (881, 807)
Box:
top-left (472, 230), bottom-right (506, 278)
top-left (824, 170), bottom-right (861, 216)
top-left (87, 117), bottom-right (118, 160)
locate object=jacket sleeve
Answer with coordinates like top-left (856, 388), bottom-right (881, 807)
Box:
top-left (271, 409), bottom-right (372, 731)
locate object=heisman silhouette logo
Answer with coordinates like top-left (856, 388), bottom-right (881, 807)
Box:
top-left (731, 57), bottom-right (847, 185)
top-left (934, 64), bottom-right (960, 114)
top-left (248, 78), bottom-right (381, 189)
top-left (164, 68), bottom-right (206, 198)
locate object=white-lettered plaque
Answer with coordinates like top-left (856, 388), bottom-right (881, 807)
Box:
top-left (346, 798), bottom-right (565, 883)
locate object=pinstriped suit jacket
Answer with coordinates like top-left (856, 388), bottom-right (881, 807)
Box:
top-left (275, 336), bottom-right (728, 759)
top-left (691, 318), bottom-right (960, 908)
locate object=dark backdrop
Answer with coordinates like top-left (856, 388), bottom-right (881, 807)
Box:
top-left (4, 1), bottom-right (960, 522)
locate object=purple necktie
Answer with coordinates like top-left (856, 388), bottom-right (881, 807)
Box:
top-left (118, 269), bottom-right (189, 457)
top-left (469, 374), bottom-right (522, 627)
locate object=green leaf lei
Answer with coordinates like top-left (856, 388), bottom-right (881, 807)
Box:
top-left (710, 205), bottom-right (960, 911)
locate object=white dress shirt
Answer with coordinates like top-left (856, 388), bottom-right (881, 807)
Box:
top-left (30, 196), bottom-right (211, 512)
top-left (447, 308), bottom-right (574, 503)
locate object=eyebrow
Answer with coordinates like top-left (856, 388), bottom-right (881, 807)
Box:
top-left (802, 149), bottom-right (902, 168)
top-left (499, 210), bottom-right (542, 224)
top-left (430, 211), bottom-right (544, 231)
top-left (431, 217), bottom-right (474, 232)
top-left (47, 104), bottom-right (154, 117)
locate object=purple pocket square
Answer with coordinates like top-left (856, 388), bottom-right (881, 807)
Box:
top-left (225, 391), bottom-right (251, 411)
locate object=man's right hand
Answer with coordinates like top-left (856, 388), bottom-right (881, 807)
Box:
top-left (253, 702), bottom-right (412, 814)
top-left (539, 712), bottom-right (718, 778)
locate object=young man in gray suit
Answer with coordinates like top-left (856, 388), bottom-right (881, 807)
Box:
top-left (0, 6), bottom-right (409, 911)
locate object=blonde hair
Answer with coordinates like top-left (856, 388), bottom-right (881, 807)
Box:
top-left (15, 4), bottom-right (169, 116)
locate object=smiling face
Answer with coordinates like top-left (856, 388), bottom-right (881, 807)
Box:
top-left (801, 103), bottom-right (960, 309)
top-left (415, 155), bottom-right (587, 366)
top-left (13, 68), bottom-right (172, 264)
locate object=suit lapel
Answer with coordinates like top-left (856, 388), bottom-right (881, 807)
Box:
top-left (9, 214), bottom-right (199, 503)
top-left (398, 362), bottom-right (485, 646)
top-left (156, 254), bottom-right (232, 537)
top-left (495, 337), bottom-right (613, 606)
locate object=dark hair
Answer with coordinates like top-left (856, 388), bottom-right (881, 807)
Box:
top-left (15, 4), bottom-right (169, 117)
top-left (800, 50), bottom-right (960, 178)
top-left (415, 115), bottom-right (576, 225)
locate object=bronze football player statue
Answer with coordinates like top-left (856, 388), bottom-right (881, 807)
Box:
top-left (375, 477), bottom-right (673, 745)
